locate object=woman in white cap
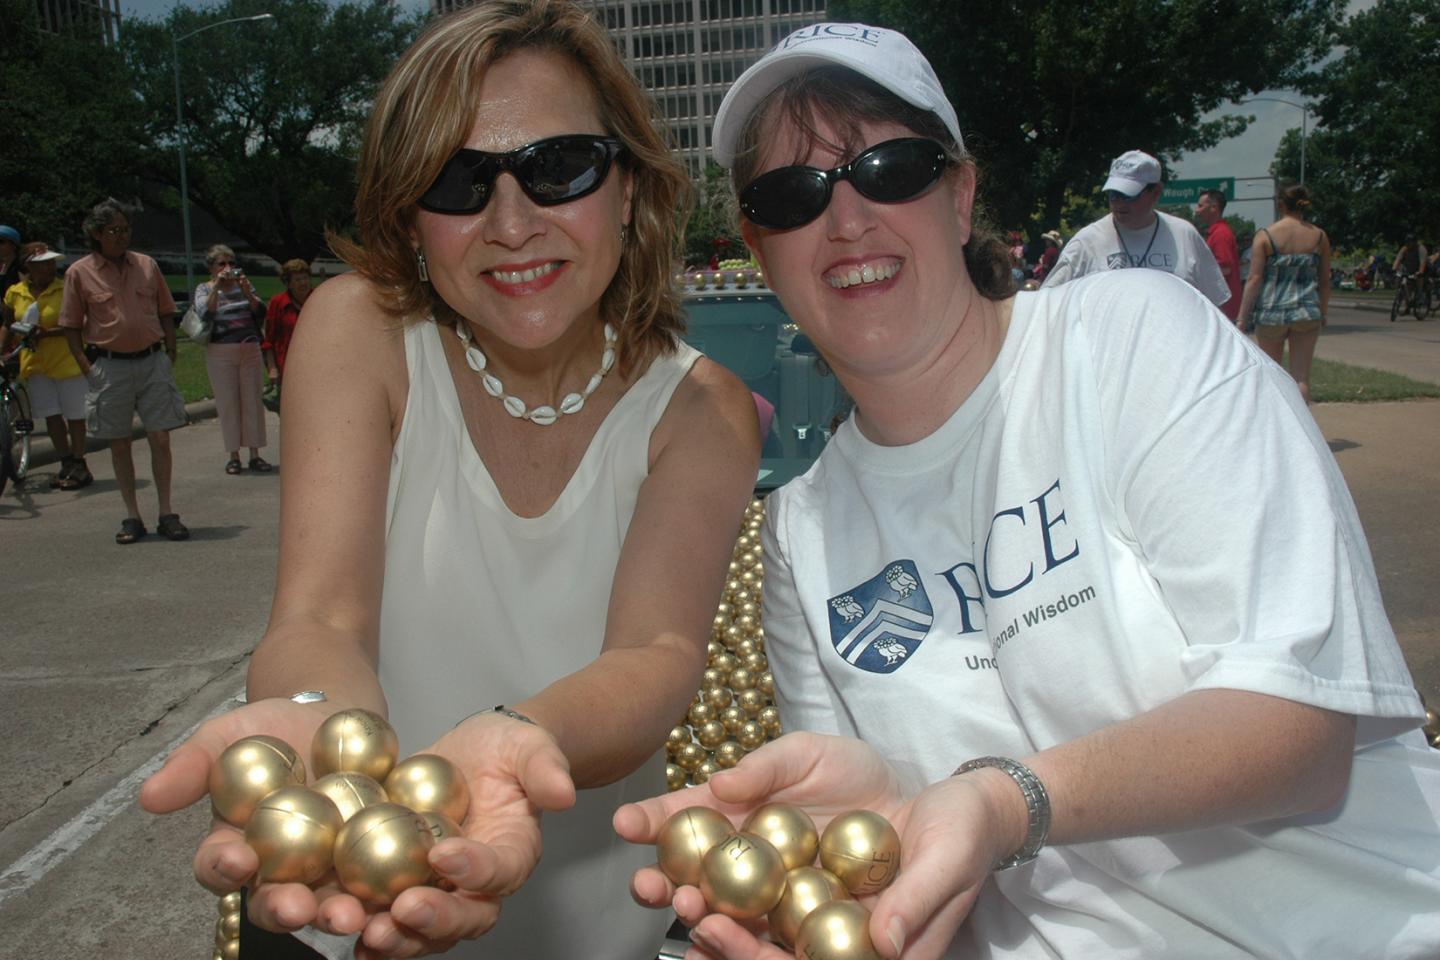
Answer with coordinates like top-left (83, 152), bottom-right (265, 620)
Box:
top-left (2, 242), bottom-right (92, 488)
top-left (617, 20), bottom-right (1440, 960)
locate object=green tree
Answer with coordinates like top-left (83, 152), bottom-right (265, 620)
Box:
top-left (827, 0), bottom-right (1344, 237)
top-left (120, 0), bottom-right (422, 264)
top-left (1273, 0), bottom-right (1440, 249)
top-left (686, 161), bottom-right (745, 266)
top-left (1, 0), bottom-right (146, 244)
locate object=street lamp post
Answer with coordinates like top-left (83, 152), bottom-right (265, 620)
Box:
top-left (1239, 96), bottom-right (1313, 186)
top-left (170, 13), bottom-right (274, 295)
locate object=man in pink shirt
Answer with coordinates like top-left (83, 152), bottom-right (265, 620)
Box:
top-left (60, 199), bottom-right (189, 544)
top-left (1197, 189), bottom-right (1242, 323)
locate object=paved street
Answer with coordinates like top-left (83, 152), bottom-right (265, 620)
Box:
top-left (0, 300), bottom-right (1436, 960)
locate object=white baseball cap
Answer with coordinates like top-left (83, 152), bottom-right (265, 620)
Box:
top-left (24, 249), bottom-right (63, 264)
top-left (711, 23), bottom-right (962, 169)
top-left (1103, 150), bottom-right (1162, 197)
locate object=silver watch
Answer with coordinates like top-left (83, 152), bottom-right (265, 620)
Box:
top-left (954, 756), bottom-right (1050, 869)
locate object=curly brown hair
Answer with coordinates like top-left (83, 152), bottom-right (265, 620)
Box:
top-left (728, 67), bottom-right (1013, 301)
top-left (329, 0), bottom-right (692, 375)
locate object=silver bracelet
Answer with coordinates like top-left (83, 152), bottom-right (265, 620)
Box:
top-left (454, 704), bottom-right (537, 728)
top-left (954, 756), bottom-right (1050, 869)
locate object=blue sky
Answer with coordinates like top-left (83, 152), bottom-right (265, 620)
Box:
top-left (122, 0), bottom-right (1329, 227)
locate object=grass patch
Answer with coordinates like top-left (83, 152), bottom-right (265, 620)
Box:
top-left (172, 339), bottom-right (213, 403)
top-left (165, 274), bottom-right (284, 301)
top-left (1310, 357), bottom-right (1440, 402)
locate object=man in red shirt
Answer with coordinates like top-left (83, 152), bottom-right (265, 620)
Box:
top-left (1196, 189), bottom-right (1241, 322)
top-left (60, 199), bottom-right (189, 544)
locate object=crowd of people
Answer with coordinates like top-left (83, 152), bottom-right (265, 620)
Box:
top-left (0, 209), bottom-right (314, 541)
top-left (5, 2), bottom-right (1437, 959)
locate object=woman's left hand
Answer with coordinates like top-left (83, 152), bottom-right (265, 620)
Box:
top-left (351, 712), bottom-right (576, 959)
top-left (615, 733), bottom-right (1006, 960)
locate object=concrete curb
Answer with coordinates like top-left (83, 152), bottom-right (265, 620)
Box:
top-left (25, 398), bottom-right (219, 471)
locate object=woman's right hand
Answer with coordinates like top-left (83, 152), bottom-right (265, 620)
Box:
top-left (137, 696), bottom-right (348, 932)
top-left (614, 733), bottom-right (1002, 960)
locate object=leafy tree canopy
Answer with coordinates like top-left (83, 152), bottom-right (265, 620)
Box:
top-left (1275, 0), bottom-right (1440, 249)
top-left (827, 0), bottom-right (1345, 237)
top-left (121, 0), bottom-right (422, 264)
top-left (1, 0), bottom-right (145, 245)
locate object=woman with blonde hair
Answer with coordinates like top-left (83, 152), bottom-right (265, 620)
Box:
top-left (1236, 183), bottom-right (1331, 403)
top-left (194, 244), bottom-right (270, 472)
top-left (141, 2), bottom-right (759, 958)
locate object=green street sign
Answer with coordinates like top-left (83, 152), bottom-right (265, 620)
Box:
top-left (1162, 177), bottom-right (1235, 204)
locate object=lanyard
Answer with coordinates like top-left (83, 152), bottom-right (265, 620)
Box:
top-left (1114, 216), bottom-right (1160, 267)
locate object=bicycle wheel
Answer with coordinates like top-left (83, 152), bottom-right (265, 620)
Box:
top-left (3, 382), bottom-right (32, 486)
top-left (1391, 286), bottom-right (1405, 321)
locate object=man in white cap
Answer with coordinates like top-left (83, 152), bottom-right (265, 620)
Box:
top-left (1042, 149), bottom-right (1229, 308)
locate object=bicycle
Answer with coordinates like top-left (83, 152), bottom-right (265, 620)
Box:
top-left (0, 325), bottom-right (36, 496)
top-left (1390, 272), bottom-right (1428, 322)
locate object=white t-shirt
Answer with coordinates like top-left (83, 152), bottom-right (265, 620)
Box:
top-left (1042, 211), bottom-right (1231, 307)
top-left (762, 271), bottom-right (1440, 959)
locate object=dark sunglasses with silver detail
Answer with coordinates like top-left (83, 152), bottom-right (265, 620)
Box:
top-left (739, 137), bottom-right (951, 231)
top-left (418, 134), bottom-right (625, 216)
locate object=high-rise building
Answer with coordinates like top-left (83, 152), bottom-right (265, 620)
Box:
top-left (35, 0), bottom-right (122, 44)
top-left (426, 0), bottom-right (829, 174)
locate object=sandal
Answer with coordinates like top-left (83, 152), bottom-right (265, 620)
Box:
top-left (248, 456), bottom-right (272, 472)
top-left (225, 458), bottom-right (243, 475)
top-left (115, 517), bottom-right (147, 545)
top-left (157, 513), bottom-right (190, 541)
top-left (58, 458), bottom-right (93, 491)
top-left (51, 456), bottom-right (76, 489)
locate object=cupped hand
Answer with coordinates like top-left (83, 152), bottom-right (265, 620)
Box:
top-left (615, 732), bottom-right (1005, 960)
top-left (137, 696), bottom-right (343, 931)
top-left (352, 713), bottom-right (577, 958)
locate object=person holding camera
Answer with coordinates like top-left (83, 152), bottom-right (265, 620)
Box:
top-left (194, 244), bottom-right (270, 474)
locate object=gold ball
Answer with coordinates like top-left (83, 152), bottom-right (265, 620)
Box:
top-left (218, 910), bottom-right (241, 939)
top-left (736, 639), bottom-right (759, 659)
top-left (737, 689), bottom-right (766, 717)
top-left (702, 686), bottom-right (734, 709)
top-left (724, 578), bottom-right (743, 597)
top-left (1424, 707), bottom-right (1440, 736)
top-left (768, 865), bottom-right (850, 947)
top-left (695, 760), bottom-right (721, 783)
top-left (218, 939), bottom-right (240, 960)
top-left (794, 899), bottom-right (882, 960)
top-left (714, 741), bottom-right (744, 768)
top-left (666, 763), bottom-right (687, 791)
top-left (735, 534), bottom-right (753, 551)
top-left (735, 614), bottom-right (758, 634)
top-left (729, 667), bottom-right (756, 691)
top-left (744, 651), bottom-right (768, 672)
top-left (309, 708), bottom-right (399, 782)
top-left (759, 706), bottom-right (783, 737)
top-left (313, 771), bottom-right (389, 822)
top-left (714, 653), bottom-right (740, 674)
top-left (656, 806), bottom-right (734, 887)
top-left (667, 725), bottom-right (692, 753)
top-left (707, 641), bottom-right (725, 662)
top-left (384, 754), bottom-right (470, 824)
top-left (699, 832), bottom-right (787, 920)
top-left (244, 786), bottom-right (343, 885)
top-left (688, 701), bottom-right (716, 726)
top-left (716, 601), bottom-right (732, 618)
top-left (209, 735), bottom-right (306, 827)
top-left (757, 671), bottom-right (775, 696)
top-left (712, 614), bottom-right (729, 634)
top-left (703, 667), bottom-right (726, 689)
top-left (218, 891), bottom-right (242, 916)
top-left (333, 802), bottom-right (435, 905)
top-left (742, 802), bottom-right (819, 871)
top-left (720, 705), bottom-right (747, 734)
top-left (697, 720), bottom-right (728, 748)
top-left (819, 810), bottom-right (901, 896)
top-left (215, 918), bottom-right (231, 949)
top-left (737, 721), bottom-right (767, 751)
top-left (676, 742), bottom-right (707, 771)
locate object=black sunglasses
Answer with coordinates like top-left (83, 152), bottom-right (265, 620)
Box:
top-left (418, 135), bottom-right (625, 215)
top-left (739, 138), bottom-right (951, 230)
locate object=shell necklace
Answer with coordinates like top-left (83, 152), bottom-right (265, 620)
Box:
top-left (454, 321), bottom-right (617, 426)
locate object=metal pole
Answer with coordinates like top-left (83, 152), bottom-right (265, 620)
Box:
top-left (1300, 106), bottom-right (1307, 186)
top-left (171, 30), bottom-right (194, 296)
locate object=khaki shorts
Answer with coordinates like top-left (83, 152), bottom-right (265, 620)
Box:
top-left (1255, 319), bottom-right (1322, 341)
top-left (85, 351), bottom-right (187, 439)
top-left (27, 372), bottom-right (88, 421)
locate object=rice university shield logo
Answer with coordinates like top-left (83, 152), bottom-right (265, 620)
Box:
top-left (826, 560), bottom-right (933, 674)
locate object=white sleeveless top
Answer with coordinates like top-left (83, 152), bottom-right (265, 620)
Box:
top-left (377, 321), bottom-right (699, 958)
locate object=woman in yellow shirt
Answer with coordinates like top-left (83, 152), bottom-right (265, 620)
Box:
top-left (3, 244), bottom-right (91, 488)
